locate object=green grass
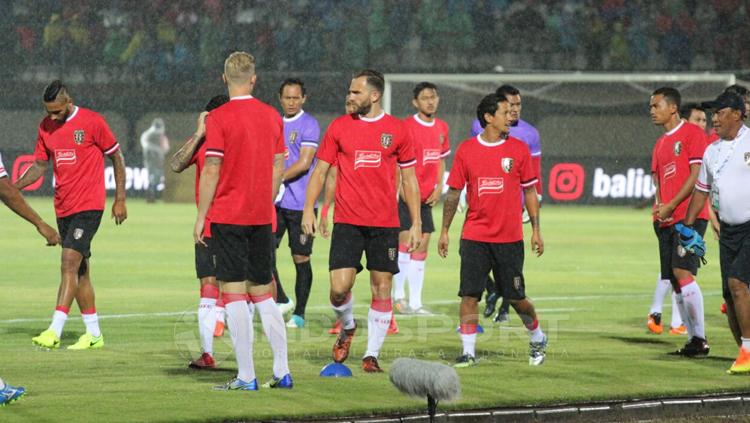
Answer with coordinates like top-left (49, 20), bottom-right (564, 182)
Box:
top-left (1, 199), bottom-right (748, 422)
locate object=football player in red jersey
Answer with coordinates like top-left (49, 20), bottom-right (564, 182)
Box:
top-left (16, 80), bottom-right (127, 351)
top-left (439, 93), bottom-right (546, 368)
top-left (302, 70), bottom-right (422, 373)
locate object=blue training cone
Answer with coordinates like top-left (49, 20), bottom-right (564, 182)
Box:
top-left (320, 362), bottom-right (353, 377)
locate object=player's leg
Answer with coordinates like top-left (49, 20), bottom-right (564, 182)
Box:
top-left (669, 291), bottom-right (686, 335)
top-left (720, 233), bottom-right (743, 347)
top-left (483, 275), bottom-right (499, 318)
top-left (394, 199), bottom-right (412, 313)
top-left (672, 220), bottom-right (709, 356)
top-left (649, 222), bottom-right (672, 334)
top-left (273, 209), bottom-right (292, 309)
top-left (455, 239), bottom-right (490, 367)
top-left (329, 224), bottom-right (363, 363)
top-left (287, 209), bottom-right (314, 328)
top-left (191, 235), bottom-right (219, 367)
top-left (725, 223), bottom-right (750, 373)
top-left (68, 260), bottom-right (104, 349)
top-left (211, 224), bottom-right (256, 390)
top-left (407, 203), bottom-right (434, 314)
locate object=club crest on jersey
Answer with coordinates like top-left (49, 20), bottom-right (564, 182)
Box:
top-left (289, 130), bottom-right (299, 144)
top-left (478, 177), bottom-right (504, 196)
top-left (745, 152), bottom-right (750, 166)
top-left (73, 130), bottom-right (85, 145)
top-left (73, 228), bottom-right (84, 240)
top-left (501, 158), bottom-right (514, 173)
top-left (674, 141), bottom-right (682, 156)
top-left (381, 133), bottom-right (393, 149)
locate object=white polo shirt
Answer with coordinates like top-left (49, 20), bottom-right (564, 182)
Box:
top-left (696, 125), bottom-right (750, 225)
top-left (0, 152), bottom-right (7, 178)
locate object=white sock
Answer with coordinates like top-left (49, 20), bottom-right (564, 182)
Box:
top-left (670, 291), bottom-right (683, 328)
top-left (225, 300), bottom-right (255, 382)
top-left (198, 298), bottom-right (217, 355)
top-left (407, 258), bottom-right (426, 310)
top-left (674, 292), bottom-right (694, 338)
top-left (393, 252), bottom-right (410, 300)
top-left (81, 313), bottom-right (101, 338)
top-left (0, 378), bottom-right (4, 389)
top-left (332, 294), bottom-right (355, 330)
top-left (528, 322), bottom-right (545, 343)
top-left (649, 275), bottom-right (671, 315)
top-left (365, 307), bottom-right (391, 359)
top-left (681, 280), bottom-right (705, 339)
top-left (49, 310), bottom-right (68, 338)
top-left (254, 298), bottom-right (289, 377)
top-left (215, 304), bottom-right (226, 325)
top-left (741, 337), bottom-right (750, 350)
top-left (461, 333), bottom-right (477, 357)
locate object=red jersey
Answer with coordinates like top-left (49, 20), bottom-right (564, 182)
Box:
top-left (33, 106), bottom-right (120, 218)
top-left (317, 112), bottom-right (416, 227)
top-left (707, 130), bottom-right (720, 143)
top-left (204, 96), bottom-right (285, 226)
top-left (651, 120), bottom-right (709, 226)
top-left (447, 134), bottom-right (537, 243)
top-left (403, 114), bottom-right (450, 202)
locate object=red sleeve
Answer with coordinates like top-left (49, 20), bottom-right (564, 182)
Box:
top-left (519, 146), bottom-right (537, 189)
top-left (274, 113), bottom-right (285, 154)
top-left (531, 155), bottom-right (542, 192)
top-left (316, 121), bottom-right (338, 165)
top-left (34, 126), bottom-right (49, 162)
top-left (204, 114), bottom-right (225, 158)
top-left (651, 144), bottom-right (658, 175)
top-left (446, 147), bottom-right (466, 190)
top-left (396, 124), bottom-right (416, 168)
top-left (94, 114), bottom-right (120, 156)
top-left (687, 129), bottom-right (707, 166)
top-left (440, 122), bottom-right (451, 157)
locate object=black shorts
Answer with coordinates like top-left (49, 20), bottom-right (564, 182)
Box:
top-left (459, 239), bottom-right (525, 300)
top-left (195, 237), bottom-right (216, 279)
top-left (654, 219), bottom-right (707, 281)
top-left (720, 220), bottom-right (750, 302)
top-left (211, 223), bottom-right (273, 284)
top-left (398, 199), bottom-right (435, 233)
top-left (275, 206), bottom-right (316, 256)
top-left (329, 223), bottom-right (399, 274)
top-left (57, 210), bottom-right (103, 262)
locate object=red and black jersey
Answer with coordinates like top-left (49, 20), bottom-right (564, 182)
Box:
top-left (204, 96), bottom-right (285, 226)
top-left (403, 114), bottom-right (450, 203)
top-left (651, 121), bottom-right (709, 226)
top-left (447, 134), bottom-right (537, 243)
top-left (34, 106), bottom-right (120, 217)
top-left (317, 112), bottom-right (415, 227)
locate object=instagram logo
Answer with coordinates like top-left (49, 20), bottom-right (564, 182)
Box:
top-left (12, 155), bottom-right (44, 191)
top-left (548, 163), bottom-right (585, 201)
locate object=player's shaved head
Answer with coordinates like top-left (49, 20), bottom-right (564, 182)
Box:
top-left (43, 79), bottom-right (73, 122)
top-left (652, 87), bottom-right (681, 109)
top-left (223, 51), bottom-right (256, 86)
top-left (43, 80), bottom-right (70, 103)
top-left (354, 69), bottom-right (384, 95)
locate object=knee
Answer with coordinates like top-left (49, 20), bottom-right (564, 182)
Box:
top-left (330, 290), bottom-right (349, 306)
top-left (60, 253), bottom-right (82, 274)
top-left (729, 279), bottom-right (749, 296)
top-left (292, 255), bottom-right (310, 264)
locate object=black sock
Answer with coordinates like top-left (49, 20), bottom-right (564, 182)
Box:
top-left (293, 261), bottom-right (313, 317)
top-left (485, 276), bottom-right (498, 296)
top-left (274, 266), bottom-right (290, 304)
top-left (499, 298), bottom-right (510, 314)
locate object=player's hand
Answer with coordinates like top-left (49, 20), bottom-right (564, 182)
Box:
top-left (531, 231), bottom-right (544, 257)
top-left (655, 202), bottom-right (675, 222)
top-left (195, 111), bottom-right (209, 139)
top-left (407, 223), bottom-right (421, 253)
top-left (37, 223), bottom-right (61, 246)
top-left (438, 230), bottom-right (449, 258)
top-left (194, 217), bottom-right (206, 246)
top-left (318, 215), bottom-right (330, 239)
top-left (112, 199), bottom-right (127, 225)
top-left (426, 187), bottom-right (441, 207)
top-left (301, 209), bottom-right (317, 237)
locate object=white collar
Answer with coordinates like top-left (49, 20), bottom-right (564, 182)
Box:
top-left (283, 110), bottom-right (305, 123)
top-left (66, 106), bottom-right (79, 122)
top-left (359, 111), bottom-right (385, 122)
top-left (230, 95), bottom-right (254, 101)
top-left (665, 120), bottom-right (684, 136)
top-left (477, 133), bottom-right (506, 147)
top-left (413, 114), bottom-right (435, 127)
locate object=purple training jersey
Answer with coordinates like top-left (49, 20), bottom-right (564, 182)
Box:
top-left (471, 118), bottom-right (541, 157)
top-left (279, 110), bottom-right (320, 210)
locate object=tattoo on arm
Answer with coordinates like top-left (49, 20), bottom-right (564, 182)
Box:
top-left (442, 188), bottom-right (460, 230)
top-left (530, 215), bottom-right (539, 229)
top-left (170, 135), bottom-right (202, 173)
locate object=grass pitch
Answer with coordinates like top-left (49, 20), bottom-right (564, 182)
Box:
top-left (1, 199), bottom-right (748, 422)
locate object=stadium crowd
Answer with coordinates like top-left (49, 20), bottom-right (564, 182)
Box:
top-left (5, 0), bottom-right (750, 81)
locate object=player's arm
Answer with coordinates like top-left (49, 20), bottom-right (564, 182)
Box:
top-left (109, 150), bottom-right (127, 225)
top-left (301, 159), bottom-right (330, 236)
top-left (318, 166), bottom-right (336, 239)
top-left (425, 158), bottom-right (445, 206)
top-left (438, 187), bottom-right (461, 258)
top-left (14, 160), bottom-right (48, 190)
top-left (194, 156), bottom-right (221, 245)
top-left (683, 188), bottom-right (709, 227)
top-left (400, 165), bottom-right (422, 252)
top-left (0, 177), bottom-right (60, 245)
top-left (657, 164), bottom-right (700, 221)
top-left (708, 206), bottom-right (720, 239)
top-left (170, 111), bottom-right (208, 173)
top-left (524, 186), bottom-right (544, 257)
top-left (272, 152), bottom-right (284, 200)
top-left (281, 146), bottom-right (316, 182)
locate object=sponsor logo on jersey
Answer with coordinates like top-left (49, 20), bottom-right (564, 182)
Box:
top-left (73, 130), bottom-right (85, 145)
top-left (354, 150), bottom-right (382, 169)
top-left (478, 177), bottom-right (503, 196)
top-left (289, 130), bottom-right (298, 144)
top-left (502, 157), bottom-right (514, 173)
top-left (674, 141), bottom-right (682, 156)
top-left (663, 161), bottom-right (676, 180)
top-left (381, 133), bottom-right (393, 148)
top-left (422, 149), bottom-right (442, 165)
top-left (55, 149), bottom-right (77, 166)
